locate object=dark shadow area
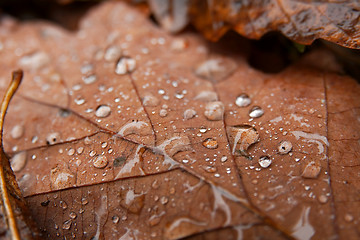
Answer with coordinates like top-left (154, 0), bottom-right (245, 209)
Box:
top-left (0, 0), bottom-right (99, 31)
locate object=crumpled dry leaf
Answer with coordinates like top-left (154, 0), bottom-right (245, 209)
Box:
top-left (0, 70), bottom-right (41, 239)
top-left (149, 0), bottom-right (360, 49)
top-left (0, 2), bottom-right (359, 239)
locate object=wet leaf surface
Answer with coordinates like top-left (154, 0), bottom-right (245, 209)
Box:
top-left (0, 2), bottom-right (359, 239)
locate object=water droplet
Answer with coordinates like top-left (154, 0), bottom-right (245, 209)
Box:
top-left (204, 101), bottom-right (224, 121)
top-left (74, 98), bottom-right (85, 105)
top-left (199, 127), bottom-right (207, 133)
top-left (278, 141), bottom-right (292, 154)
top-left (19, 52), bottom-right (50, 69)
top-left (60, 200), bottom-right (68, 209)
top-left (77, 147), bottom-right (84, 154)
top-left (182, 159), bottom-right (189, 164)
top-left (81, 63), bottom-right (93, 74)
top-left (50, 167), bottom-right (75, 190)
top-left (104, 46), bottom-right (122, 62)
top-left (344, 214), bottom-right (353, 222)
top-left (158, 89), bottom-right (165, 95)
top-left (67, 148), bottom-right (75, 156)
top-left (142, 93), bottom-right (160, 107)
top-left (204, 166), bottom-right (217, 173)
top-left (112, 215), bottom-right (120, 224)
top-left (258, 156), bottom-right (272, 168)
top-left (95, 105), bottom-right (111, 118)
top-left (101, 142), bottom-right (108, 148)
top-left (318, 195), bottom-right (328, 204)
top-left (220, 156), bottom-right (228, 162)
top-left (160, 196), bottom-right (169, 205)
top-left (62, 219), bottom-right (72, 230)
top-left (194, 91), bottom-right (218, 102)
top-left (169, 187), bottom-right (176, 194)
top-left (11, 124), bottom-right (24, 139)
top-left (152, 180), bottom-right (160, 189)
top-left (235, 93), bottom-right (251, 107)
top-left (81, 198), bottom-right (88, 205)
top-left (301, 161), bottom-right (321, 179)
top-left (115, 57), bottom-right (136, 75)
top-left (175, 92), bottom-right (184, 99)
top-left (82, 74), bottom-right (97, 84)
top-left (202, 138), bottom-right (218, 149)
top-left (89, 150), bottom-right (96, 157)
top-left (93, 155), bottom-right (108, 169)
top-left (226, 125), bottom-right (259, 158)
top-left (159, 109), bottom-right (168, 117)
top-left (10, 151), bottom-right (27, 172)
top-left (183, 109), bottom-right (196, 120)
top-left (46, 132), bottom-right (61, 145)
top-left (195, 58), bottom-right (236, 82)
top-left (69, 212), bottom-right (77, 219)
top-left (249, 106), bottom-right (264, 118)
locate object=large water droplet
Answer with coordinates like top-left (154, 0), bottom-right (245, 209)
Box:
top-left (11, 124), bottom-right (24, 139)
top-left (115, 57), bottom-right (136, 75)
top-left (204, 101), bottom-right (224, 121)
top-left (301, 161), bottom-right (321, 179)
top-left (10, 151), bottom-right (27, 172)
top-left (278, 141), bottom-right (292, 154)
top-left (183, 109), bottom-right (196, 120)
top-left (235, 93), bottom-right (251, 107)
top-left (142, 93), bottom-right (160, 107)
top-left (104, 46), bottom-right (122, 62)
top-left (249, 106), bottom-right (264, 118)
top-left (93, 155), bottom-right (108, 169)
top-left (82, 74), bottom-right (97, 84)
top-left (258, 155), bottom-right (272, 168)
top-left (62, 219), bottom-right (72, 230)
top-left (95, 105), bottom-right (111, 118)
top-left (226, 125), bottom-right (259, 159)
top-left (202, 138), bottom-right (218, 149)
top-left (194, 58), bottom-right (237, 82)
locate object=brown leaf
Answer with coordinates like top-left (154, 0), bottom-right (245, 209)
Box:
top-left (0, 70), bottom-right (41, 239)
top-left (0, 2), bottom-right (359, 239)
top-left (150, 0), bottom-right (360, 49)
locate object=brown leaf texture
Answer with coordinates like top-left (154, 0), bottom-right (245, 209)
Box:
top-left (149, 0), bottom-right (360, 49)
top-left (0, 71), bottom-right (41, 239)
top-left (0, 2), bottom-right (359, 239)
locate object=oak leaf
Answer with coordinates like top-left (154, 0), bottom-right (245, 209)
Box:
top-left (0, 2), bottom-right (359, 240)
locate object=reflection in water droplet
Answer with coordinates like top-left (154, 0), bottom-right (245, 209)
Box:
top-left (204, 101), bottom-right (224, 121)
top-left (10, 151), bottom-right (27, 172)
top-left (202, 138), bottom-right (218, 149)
top-left (183, 109), bottom-right (197, 120)
top-left (249, 106), bottom-right (264, 118)
top-left (95, 105), bottom-right (111, 118)
top-left (258, 156), bottom-right (272, 168)
top-left (226, 125), bottom-right (259, 159)
top-left (301, 161), bottom-right (321, 179)
top-left (93, 155), bottom-right (108, 169)
top-left (278, 141), bottom-right (292, 154)
top-left (115, 57), bottom-right (136, 75)
top-left (235, 93), bottom-right (251, 107)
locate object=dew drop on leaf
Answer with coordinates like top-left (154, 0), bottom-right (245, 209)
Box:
top-left (104, 45), bottom-right (122, 62)
top-left (115, 57), bottom-right (136, 75)
top-left (258, 155), bottom-right (272, 168)
top-left (10, 151), bottom-right (27, 172)
top-left (226, 125), bottom-right (259, 158)
top-left (142, 93), bottom-right (160, 107)
top-left (95, 105), bottom-right (111, 118)
top-left (183, 109), bottom-right (196, 119)
top-left (249, 106), bottom-right (264, 118)
top-left (11, 124), bottom-right (24, 139)
top-left (112, 215), bottom-right (120, 224)
top-left (278, 141), bottom-right (293, 154)
top-left (202, 138), bottom-right (218, 149)
top-left (235, 93), bottom-right (251, 107)
top-left (82, 74), bottom-right (97, 84)
top-left (301, 161), bottom-right (321, 179)
top-left (62, 219), bottom-right (72, 230)
top-left (204, 101), bottom-right (224, 121)
top-left (93, 155), bottom-right (108, 169)
top-left (46, 132), bottom-right (61, 145)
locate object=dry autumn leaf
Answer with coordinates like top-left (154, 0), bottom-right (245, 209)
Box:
top-left (0, 2), bottom-right (359, 240)
top-left (149, 0), bottom-right (360, 48)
